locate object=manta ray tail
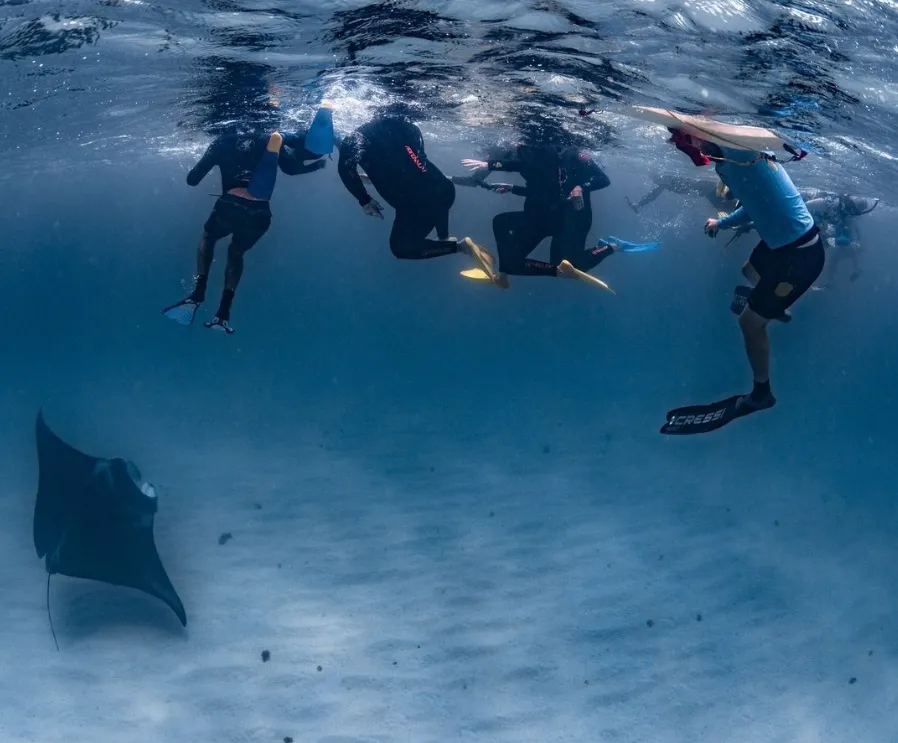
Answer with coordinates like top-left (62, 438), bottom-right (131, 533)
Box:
top-left (47, 573), bottom-right (59, 652)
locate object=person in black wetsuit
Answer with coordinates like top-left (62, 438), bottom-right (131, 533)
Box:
top-left (456, 144), bottom-right (615, 288)
top-left (163, 128), bottom-right (327, 333)
top-left (626, 173), bottom-right (735, 214)
top-left (337, 112), bottom-right (498, 280)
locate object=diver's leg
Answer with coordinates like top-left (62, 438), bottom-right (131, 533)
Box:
top-left (550, 209), bottom-right (607, 270)
top-left (246, 132), bottom-right (283, 201)
top-left (389, 207), bottom-right (459, 259)
top-left (627, 185), bottom-right (665, 212)
top-left (162, 199), bottom-right (229, 324)
top-left (848, 245), bottom-right (862, 283)
top-left (737, 237), bottom-right (824, 410)
top-left (493, 211), bottom-right (554, 276)
top-left (191, 231), bottom-right (217, 302)
top-left (205, 206), bottom-right (271, 332)
top-left (189, 198), bottom-right (233, 302)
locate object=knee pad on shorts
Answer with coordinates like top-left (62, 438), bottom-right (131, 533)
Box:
top-left (730, 285), bottom-right (752, 315)
top-left (774, 282), bottom-right (794, 298)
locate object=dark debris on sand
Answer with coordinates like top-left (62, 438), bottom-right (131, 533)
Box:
top-left (261, 650), bottom-right (271, 662)
top-left (218, 532), bottom-right (233, 545)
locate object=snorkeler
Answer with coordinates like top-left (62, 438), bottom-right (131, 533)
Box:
top-left (673, 130), bottom-right (823, 421)
top-left (455, 144), bottom-right (648, 290)
top-left (337, 110), bottom-right (498, 281)
top-left (804, 193), bottom-right (879, 289)
top-left (626, 172), bottom-right (736, 214)
top-left (163, 105), bottom-right (333, 334)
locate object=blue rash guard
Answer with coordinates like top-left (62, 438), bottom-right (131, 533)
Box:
top-left (714, 146), bottom-right (815, 249)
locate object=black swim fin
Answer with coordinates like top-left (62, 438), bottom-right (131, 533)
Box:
top-left (661, 391), bottom-right (776, 435)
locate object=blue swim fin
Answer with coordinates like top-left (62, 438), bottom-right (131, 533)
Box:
top-left (599, 236), bottom-right (660, 253)
top-left (162, 299), bottom-right (199, 326)
top-left (304, 101), bottom-right (335, 157)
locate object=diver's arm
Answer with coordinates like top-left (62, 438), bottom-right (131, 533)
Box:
top-left (459, 146), bottom-right (521, 184)
top-left (485, 147), bottom-right (522, 173)
top-left (578, 158), bottom-right (611, 192)
top-left (478, 182), bottom-right (527, 196)
top-left (716, 206), bottom-right (752, 230)
top-left (337, 133), bottom-right (372, 205)
top-left (186, 141), bottom-right (219, 186)
top-left (276, 131), bottom-right (327, 175)
top-left (279, 150), bottom-right (326, 175)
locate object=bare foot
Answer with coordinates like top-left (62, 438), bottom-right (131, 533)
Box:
top-left (266, 132), bottom-right (283, 152)
top-left (557, 260), bottom-right (579, 279)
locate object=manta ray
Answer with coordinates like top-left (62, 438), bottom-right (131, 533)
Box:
top-left (33, 411), bottom-right (186, 647)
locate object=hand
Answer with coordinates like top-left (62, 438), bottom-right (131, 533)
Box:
top-left (704, 218), bottom-right (720, 238)
top-left (462, 158), bottom-right (489, 172)
top-left (485, 182), bottom-right (513, 194)
top-left (362, 198), bottom-right (384, 219)
top-left (568, 185), bottom-right (584, 211)
top-left (310, 159), bottom-right (326, 171)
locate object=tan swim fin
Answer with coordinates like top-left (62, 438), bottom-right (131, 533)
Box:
top-left (558, 260), bottom-right (616, 294)
top-left (460, 268), bottom-right (493, 280)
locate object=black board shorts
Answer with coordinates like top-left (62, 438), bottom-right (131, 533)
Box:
top-left (203, 193), bottom-right (272, 250)
top-left (747, 225), bottom-right (824, 320)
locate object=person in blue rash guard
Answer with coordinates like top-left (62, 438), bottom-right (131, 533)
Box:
top-left (671, 129), bottom-right (824, 414)
top-left (163, 129), bottom-right (327, 333)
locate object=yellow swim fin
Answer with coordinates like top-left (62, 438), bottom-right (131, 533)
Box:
top-left (557, 260), bottom-right (615, 294)
top-left (460, 268), bottom-right (493, 281)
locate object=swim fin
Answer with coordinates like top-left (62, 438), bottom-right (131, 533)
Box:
top-left (460, 237), bottom-right (502, 285)
top-left (203, 316), bottom-right (234, 334)
top-left (304, 101), bottom-right (335, 157)
top-left (461, 268), bottom-right (492, 281)
top-left (660, 392), bottom-right (775, 436)
top-left (162, 299), bottom-right (199, 326)
top-left (600, 236), bottom-right (659, 253)
top-left (557, 260), bottom-right (615, 294)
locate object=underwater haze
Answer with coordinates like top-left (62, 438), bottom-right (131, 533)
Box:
top-left (2, 1), bottom-right (898, 742)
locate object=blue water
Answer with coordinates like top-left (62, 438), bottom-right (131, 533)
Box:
top-left (2, 1), bottom-right (898, 741)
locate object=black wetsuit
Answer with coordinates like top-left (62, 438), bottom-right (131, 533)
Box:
top-left (630, 174), bottom-right (732, 212)
top-left (188, 131), bottom-right (324, 251)
top-left (338, 116), bottom-right (458, 260)
top-left (484, 146), bottom-right (611, 276)
top-left (184, 131), bottom-right (325, 322)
